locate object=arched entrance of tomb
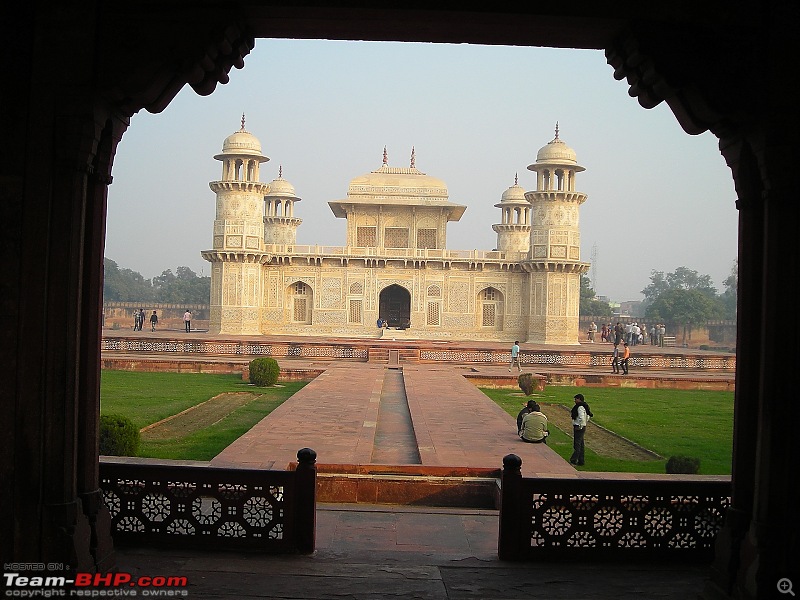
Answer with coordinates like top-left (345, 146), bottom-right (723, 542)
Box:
top-left (379, 284), bottom-right (411, 329)
top-left (478, 286), bottom-right (505, 331)
top-left (7, 5), bottom-right (797, 599)
top-left (287, 280), bottom-right (313, 324)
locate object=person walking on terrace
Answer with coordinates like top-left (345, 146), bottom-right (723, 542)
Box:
top-left (508, 341), bottom-right (521, 372)
top-left (570, 393), bottom-right (593, 465)
top-left (183, 309), bottom-right (192, 332)
top-left (611, 342), bottom-right (620, 374)
top-left (149, 310), bottom-right (158, 332)
top-left (620, 341), bottom-right (630, 375)
top-left (519, 402), bottom-right (549, 444)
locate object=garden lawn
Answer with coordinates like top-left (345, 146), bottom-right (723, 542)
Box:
top-left (481, 386), bottom-right (733, 475)
top-left (100, 370), bottom-right (306, 460)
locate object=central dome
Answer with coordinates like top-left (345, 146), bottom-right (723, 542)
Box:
top-left (348, 164), bottom-right (448, 199)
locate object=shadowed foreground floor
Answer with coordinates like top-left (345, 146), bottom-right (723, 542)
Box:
top-left (115, 503), bottom-right (713, 599)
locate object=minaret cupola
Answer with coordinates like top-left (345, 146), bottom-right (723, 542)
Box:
top-left (492, 174), bottom-right (531, 253)
top-left (214, 114), bottom-right (270, 181)
top-left (264, 166), bottom-right (303, 245)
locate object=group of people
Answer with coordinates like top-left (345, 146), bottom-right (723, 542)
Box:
top-left (596, 322), bottom-right (667, 347)
top-left (133, 308), bottom-right (158, 331)
top-left (132, 309), bottom-right (193, 332)
top-left (515, 393), bottom-right (593, 466)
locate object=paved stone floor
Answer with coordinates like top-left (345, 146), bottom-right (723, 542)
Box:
top-left (116, 503), bottom-right (715, 599)
top-left (107, 333), bottom-right (728, 598)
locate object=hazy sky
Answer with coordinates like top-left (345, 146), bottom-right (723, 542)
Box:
top-left (106, 39), bottom-right (738, 302)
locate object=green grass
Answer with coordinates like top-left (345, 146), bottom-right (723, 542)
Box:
top-left (100, 370), bottom-right (734, 473)
top-left (100, 370), bottom-right (307, 460)
top-left (481, 386), bottom-right (734, 475)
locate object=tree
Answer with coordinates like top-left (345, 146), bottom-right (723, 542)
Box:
top-left (103, 258), bottom-right (154, 302)
top-left (645, 288), bottom-right (724, 344)
top-left (103, 259), bottom-right (210, 304)
top-left (579, 274), bottom-right (612, 318)
top-left (720, 259), bottom-right (737, 320)
top-left (641, 266), bottom-right (718, 301)
top-left (152, 267), bottom-right (210, 304)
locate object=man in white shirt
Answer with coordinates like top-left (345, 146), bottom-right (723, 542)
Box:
top-left (569, 393), bottom-right (592, 466)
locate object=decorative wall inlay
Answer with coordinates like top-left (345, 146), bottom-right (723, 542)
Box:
top-left (320, 278), bottom-right (342, 308)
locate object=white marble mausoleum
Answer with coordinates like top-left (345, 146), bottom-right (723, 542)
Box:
top-left (201, 119), bottom-right (590, 344)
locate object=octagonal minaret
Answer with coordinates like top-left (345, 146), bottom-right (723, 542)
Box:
top-left (522, 123), bottom-right (590, 344)
top-left (264, 166), bottom-right (302, 245)
top-left (492, 174), bottom-right (530, 253)
top-left (201, 116), bottom-right (270, 335)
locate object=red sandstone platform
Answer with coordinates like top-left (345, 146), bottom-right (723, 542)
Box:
top-left (211, 362), bottom-right (575, 476)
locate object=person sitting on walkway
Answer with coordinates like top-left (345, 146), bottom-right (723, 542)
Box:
top-left (519, 402), bottom-right (549, 444)
top-left (516, 399), bottom-right (536, 432)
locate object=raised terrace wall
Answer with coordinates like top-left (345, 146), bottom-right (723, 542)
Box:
top-left (101, 333), bottom-right (735, 372)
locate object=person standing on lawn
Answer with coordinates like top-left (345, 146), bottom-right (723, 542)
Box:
top-left (570, 393), bottom-right (593, 465)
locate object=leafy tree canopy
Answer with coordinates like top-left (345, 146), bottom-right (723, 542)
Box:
top-left (103, 258), bottom-right (155, 302)
top-left (641, 266), bottom-right (718, 301)
top-left (103, 258), bottom-right (209, 305)
top-left (580, 274), bottom-right (612, 318)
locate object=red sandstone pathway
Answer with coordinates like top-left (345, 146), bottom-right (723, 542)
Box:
top-left (211, 362), bottom-right (575, 476)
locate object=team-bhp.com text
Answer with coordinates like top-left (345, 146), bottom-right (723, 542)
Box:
top-left (3, 572), bottom-right (188, 597)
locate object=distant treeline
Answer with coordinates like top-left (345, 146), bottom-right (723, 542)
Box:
top-left (103, 258), bottom-right (210, 305)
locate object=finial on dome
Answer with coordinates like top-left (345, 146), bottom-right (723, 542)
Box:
top-left (279, 165), bottom-right (283, 179)
top-left (383, 146), bottom-right (388, 166)
top-left (410, 146), bottom-right (416, 169)
top-left (241, 113), bottom-right (246, 131)
top-left (514, 172), bottom-right (519, 186)
top-left (554, 121), bottom-right (560, 140)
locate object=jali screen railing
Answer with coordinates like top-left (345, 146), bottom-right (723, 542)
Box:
top-left (99, 448), bottom-right (317, 554)
top-left (499, 454), bottom-right (731, 561)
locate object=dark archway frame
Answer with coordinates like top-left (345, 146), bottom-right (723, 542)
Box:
top-left (3, 4), bottom-right (796, 599)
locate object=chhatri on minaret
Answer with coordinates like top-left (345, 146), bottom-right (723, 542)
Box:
top-left (201, 120), bottom-right (589, 343)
